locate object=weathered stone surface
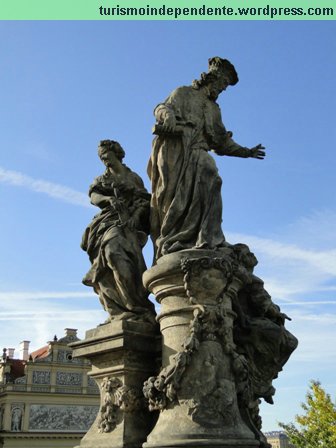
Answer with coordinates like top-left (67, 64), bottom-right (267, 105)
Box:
top-left (143, 249), bottom-right (259, 447)
top-left (71, 321), bottom-right (160, 448)
top-left (143, 247), bottom-right (297, 448)
top-left (81, 139), bottom-right (156, 325)
top-left (148, 57), bottom-right (265, 261)
top-left (76, 58), bottom-right (297, 448)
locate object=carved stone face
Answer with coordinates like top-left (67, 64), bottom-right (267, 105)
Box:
top-left (242, 251), bottom-right (258, 270)
top-left (208, 76), bottom-right (230, 101)
top-left (99, 148), bottom-right (120, 169)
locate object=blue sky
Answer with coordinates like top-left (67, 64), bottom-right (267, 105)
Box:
top-left (0, 21), bottom-right (335, 431)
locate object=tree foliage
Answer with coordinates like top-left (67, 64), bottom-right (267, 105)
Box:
top-left (279, 381), bottom-right (336, 448)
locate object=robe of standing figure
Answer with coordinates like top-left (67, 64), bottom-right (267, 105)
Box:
top-left (148, 85), bottom-right (252, 260)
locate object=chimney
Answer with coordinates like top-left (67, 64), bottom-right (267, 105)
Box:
top-left (7, 348), bottom-right (15, 359)
top-left (65, 328), bottom-right (77, 338)
top-left (19, 341), bottom-right (30, 361)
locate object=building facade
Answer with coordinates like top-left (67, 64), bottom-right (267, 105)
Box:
top-left (265, 431), bottom-right (295, 448)
top-left (0, 329), bottom-right (99, 448)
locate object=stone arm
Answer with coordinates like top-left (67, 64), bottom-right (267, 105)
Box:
top-left (249, 277), bottom-right (291, 325)
top-left (154, 103), bottom-right (177, 132)
top-left (126, 171), bottom-right (151, 233)
top-left (89, 188), bottom-right (119, 210)
top-left (90, 191), bottom-right (111, 209)
top-left (213, 131), bottom-right (265, 160)
top-left (128, 192), bottom-right (151, 234)
top-left (206, 103), bottom-right (265, 159)
top-left (89, 175), bottom-right (150, 233)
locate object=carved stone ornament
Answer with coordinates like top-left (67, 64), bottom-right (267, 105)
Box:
top-left (32, 370), bottom-right (50, 385)
top-left (98, 377), bottom-right (144, 433)
top-left (143, 255), bottom-right (239, 425)
top-left (29, 404), bottom-right (99, 431)
top-left (56, 371), bottom-right (82, 386)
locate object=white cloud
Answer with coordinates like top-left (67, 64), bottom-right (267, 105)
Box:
top-left (0, 291), bottom-right (95, 301)
top-left (226, 223), bottom-right (336, 306)
top-left (0, 309), bottom-right (103, 321)
top-left (278, 300), bottom-right (336, 306)
top-left (22, 141), bottom-right (57, 163)
top-left (0, 166), bottom-right (91, 208)
top-left (0, 288), bottom-right (104, 351)
top-left (285, 209), bottom-right (336, 250)
top-left (228, 232), bottom-right (336, 276)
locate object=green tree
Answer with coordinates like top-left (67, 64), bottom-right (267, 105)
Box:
top-left (279, 381), bottom-right (336, 448)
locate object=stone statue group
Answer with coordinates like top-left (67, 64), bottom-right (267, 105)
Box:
top-left (80, 57), bottom-right (297, 448)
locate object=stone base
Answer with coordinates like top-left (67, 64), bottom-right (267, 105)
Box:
top-left (142, 250), bottom-right (261, 448)
top-left (144, 438), bottom-right (259, 447)
top-left (143, 404), bottom-right (260, 448)
top-left (144, 442), bottom-right (259, 448)
top-left (71, 320), bottom-right (160, 448)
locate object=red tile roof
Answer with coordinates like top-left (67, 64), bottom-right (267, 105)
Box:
top-left (9, 359), bottom-right (25, 379)
top-left (30, 345), bottom-right (49, 360)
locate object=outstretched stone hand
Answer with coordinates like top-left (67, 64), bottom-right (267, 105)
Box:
top-left (249, 144), bottom-right (266, 159)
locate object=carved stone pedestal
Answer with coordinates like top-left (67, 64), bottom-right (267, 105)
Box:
top-left (143, 249), bottom-right (261, 448)
top-left (71, 321), bottom-right (160, 448)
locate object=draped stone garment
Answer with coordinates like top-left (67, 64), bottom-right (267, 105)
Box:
top-left (233, 275), bottom-right (298, 403)
top-left (81, 169), bottom-right (155, 321)
top-left (148, 85), bottom-right (250, 260)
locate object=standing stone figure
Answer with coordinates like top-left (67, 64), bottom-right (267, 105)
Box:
top-left (81, 140), bottom-right (155, 324)
top-left (142, 59), bottom-right (297, 448)
top-left (11, 407), bottom-right (22, 431)
top-left (148, 57), bottom-right (265, 260)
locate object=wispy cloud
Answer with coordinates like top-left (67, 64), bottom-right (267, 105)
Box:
top-left (0, 166), bottom-right (91, 208)
top-left (227, 224), bottom-right (336, 305)
top-left (228, 232), bottom-right (336, 276)
top-left (0, 291), bottom-right (95, 301)
top-left (278, 300), bottom-right (336, 306)
top-left (284, 209), bottom-right (336, 250)
top-left (0, 310), bottom-right (103, 320)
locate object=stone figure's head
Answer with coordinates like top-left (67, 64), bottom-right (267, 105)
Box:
top-left (233, 243), bottom-right (258, 271)
top-left (193, 57), bottom-right (238, 101)
top-left (98, 140), bottom-right (125, 168)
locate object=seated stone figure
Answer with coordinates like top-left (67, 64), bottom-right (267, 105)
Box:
top-left (81, 140), bottom-right (155, 324)
top-left (232, 244), bottom-right (298, 437)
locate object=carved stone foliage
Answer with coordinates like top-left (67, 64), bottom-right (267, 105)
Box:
top-left (56, 371), bottom-right (82, 386)
top-left (11, 404), bottom-right (24, 432)
top-left (144, 255), bottom-right (239, 422)
top-left (98, 377), bottom-right (144, 433)
top-left (143, 304), bottom-right (237, 427)
top-left (29, 404), bottom-right (99, 431)
top-left (32, 370), bottom-right (50, 385)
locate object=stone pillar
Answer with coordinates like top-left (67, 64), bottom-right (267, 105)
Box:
top-left (143, 249), bottom-right (260, 448)
top-left (71, 321), bottom-right (160, 448)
